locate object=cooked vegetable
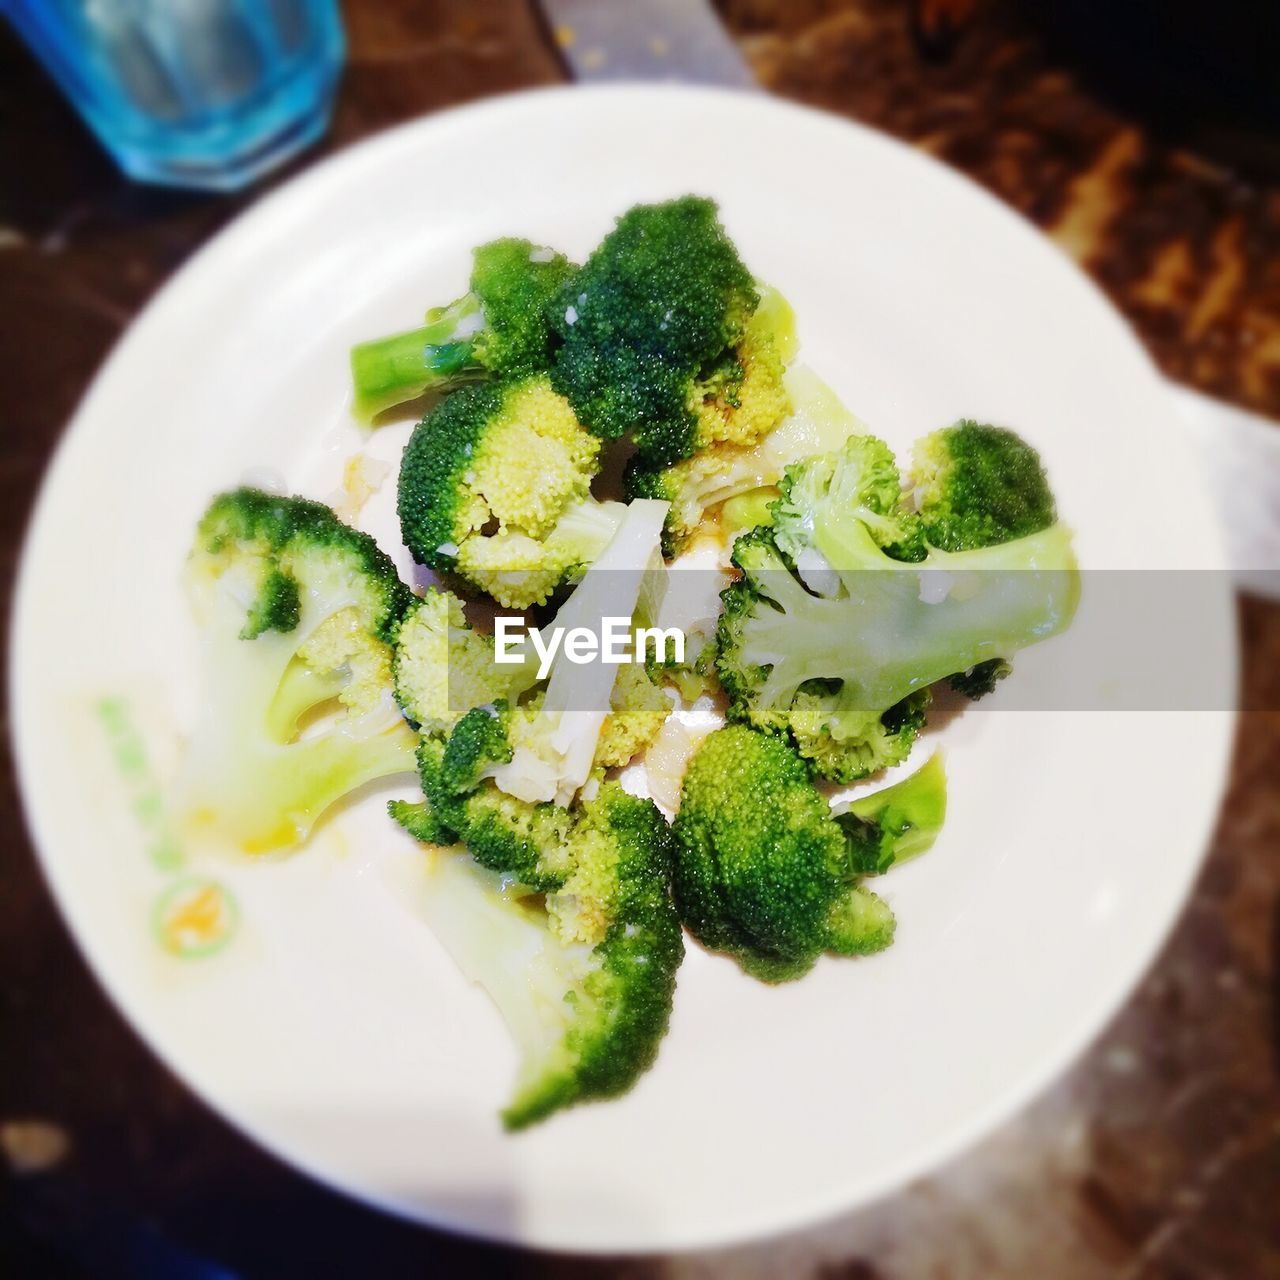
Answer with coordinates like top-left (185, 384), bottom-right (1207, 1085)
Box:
top-left (397, 373), bottom-right (624, 608)
top-left (625, 363), bottom-right (863, 557)
top-left (673, 726), bottom-right (946, 981)
top-left (415, 780), bottom-right (683, 1129)
top-left (391, 586), bottom-right (536, 736)
top-left (178, 488), bottom-right (415, 853)
top-left (551, 197), bottom-right (793, 466)
top-left (350, 238), bottom-right (575, 421)
top-left (717, 427), bottom-right (1077, 781)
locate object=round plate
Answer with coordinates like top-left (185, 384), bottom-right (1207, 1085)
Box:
top-left (11, 86), bottom-right (1236, 1252)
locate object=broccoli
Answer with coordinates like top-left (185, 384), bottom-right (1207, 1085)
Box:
top-left (414, 779), bottom-right (683, 1129)
top-left (626, 363), bottom-right (868, 557)
top-left (595, 661), bottom-right (673, 768)
top-left (350, 238), bottom-right (575, 422)
top-left (397, 373), bottom-right (626, 608)
top-left (178, 488), bottom-right (416, 853)
top-left (911, 421), bottom-right (1057, 552)
top-left (393, 499), bottom-right (672, 848)
top-left (910, 422), bottom-right (1058, 700)
top-left (672, 726), bottom-right (945, 981)
top-left (834, 751), bottom-right (948, 875)
top-left (717, 428), bottom-right (1078, 781)
top-left (551, 197), bottom-right (794, 466)
top-left (391, 586), bottom-right (537, 736)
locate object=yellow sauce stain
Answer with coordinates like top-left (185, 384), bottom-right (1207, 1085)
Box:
top-left (241, 819), bottom-right (301, 855)
top-left (168, 886), bottom-right (223, 940)
top-left (154, 878), bottom-right (238, 958)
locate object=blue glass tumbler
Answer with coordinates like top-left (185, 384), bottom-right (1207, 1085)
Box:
top-left (4, 0), bottom-right (345, 191)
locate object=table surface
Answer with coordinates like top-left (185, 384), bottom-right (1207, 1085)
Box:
top-left (2, 2), bottom-right (1278, 1276)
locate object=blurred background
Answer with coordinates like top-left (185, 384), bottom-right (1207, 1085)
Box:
top-left (1, 1), bottom-right (1278, 1275)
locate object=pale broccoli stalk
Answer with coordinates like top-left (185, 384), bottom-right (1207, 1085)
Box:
top-left (415, 782), bottom-right (683, 1130)
top-left (835, 753), bottom-right (948, 875)
top-left (178, 489), bottom-right (417, 853)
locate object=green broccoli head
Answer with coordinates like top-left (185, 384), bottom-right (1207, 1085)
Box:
top-left (396, 373), bottom-right (625, 607)
top-left (350, 238), bottom-right (575, 422)
top-left (716, 430), bottom-right (1078, 780)
top-left (413, 771), bottom-right (684, 1129)
top-left (465, 238), bottom-right (577, 378)
top-left (179, 488), bottom-right (416, 853)
top-left (910, 420), bottom-right (1057, 552)
top-left (551, 198), bottom-right (792, 465)
top-left (672, 726), bottom-right (905, 982)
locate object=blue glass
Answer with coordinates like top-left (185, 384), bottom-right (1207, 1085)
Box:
top-left (3, 0), bottom-right (345, 191)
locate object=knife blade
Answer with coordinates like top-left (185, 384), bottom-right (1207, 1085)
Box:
top-left (540, 0), bottom-right (1280, 597)
top-left (542, 0), bottom-right (757, 89)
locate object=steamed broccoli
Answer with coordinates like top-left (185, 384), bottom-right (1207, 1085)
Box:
top-left (397, 373), bottom-right (625, 608)
top-left (910, 422), bottom-right (1059, 700)
top-left (717, 427), bottom-right (1078, 781)
top-left (911, 421), bottom-right (1057, 552)
top-left (626, 364), bottom-right (867, 557)
top-left (350, 238), bottom-right (575, 421)
top-left (835, 751), bottom-right (948, 875)
top-left (178, 488), bottom-right (416, 853)
top-left (391, 586), bottom-right (537, 736)
top-left (392, 499), bottom-right (673, 850)
top-left (414, 779), bottom-right (683, 1129)
top-left (673, 726), bottom-right (946, 981)
top-left (551, 198), bottom-right (794, 466)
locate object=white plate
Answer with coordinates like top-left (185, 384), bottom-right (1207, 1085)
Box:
top-left (11, 86), bottom-right (1236, 1252)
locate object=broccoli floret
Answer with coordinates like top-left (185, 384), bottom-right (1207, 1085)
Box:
top-left (625, 364), bottom-right (870, 557)
top-left (418, 714), bottom-right (575, 890)
top-left (397, 373), bottom-right (626, 607)
top-left (350, 239), bottom-right (575, 422)
top-left (551, 198), bottom-right (792, 465)
top-left (716, 432), bottom-right (1078, 781)
top-left (395, 499), bottom-right (671, 835)
top-left (910, 420), bottom-right (1057, 552)
top-left (911, 421), bottom-right (1059, 699)
top-left (673, 726), bottom-right (931, 982)
top-left (946, 657), bottom-right (1012, 699)
top-left (595, 661), bottom-right (673, 768)
top-left (415, 779), bottom-right (683, 1129)
top-left (387, 798), bottom-right (456, 846)
top-left (391, 587), bottom-right (536, 735)
top-left (178, 488), bottom-right (416, 853)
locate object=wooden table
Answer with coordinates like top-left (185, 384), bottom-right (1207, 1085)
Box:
top-left (2, 3), bottom-right (1277, 1274)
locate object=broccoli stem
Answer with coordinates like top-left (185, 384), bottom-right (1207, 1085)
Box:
top-left (350, 294), bottom-right (485, 422)
top-left (836, 753), bottom-right (947, 874)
